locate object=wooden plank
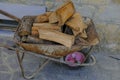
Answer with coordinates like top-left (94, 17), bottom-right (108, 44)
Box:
top-left (0, 3), bottom-right (46, 20)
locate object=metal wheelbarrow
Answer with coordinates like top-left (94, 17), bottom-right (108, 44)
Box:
top-left (0, 10), bottom-right (99, 79)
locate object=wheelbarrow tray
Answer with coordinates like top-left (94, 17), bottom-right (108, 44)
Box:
top-left (14, 16), bottom-right (99, 58)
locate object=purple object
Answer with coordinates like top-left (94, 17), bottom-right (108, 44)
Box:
top-left (65, 52), bottom-right (85, 66)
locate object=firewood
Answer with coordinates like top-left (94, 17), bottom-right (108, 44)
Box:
top-left (66, 13), bottom-right (87, 32)
top-left (32, 23), bottom-right (61, 31)
top-left (56, 1), bottom-right (75, 26)
top-left (31, 30), bottom-right (39, 37)
top-left (34, 12), bottom-right (52, 23)
top-left (74, 35), bottom-right (89, 46)
top-left (24, 36), bottom-right (43, 43)
top-left (26, 36), bottom-right (53, 44)
top-left (72, 29), bottom-right (87, 38)
top-left (49, 12), bottom-right (58, 23)
top-left (18, 16), bottom-right (35, 36)
top-left (38, 29), bottom-right (75, 48)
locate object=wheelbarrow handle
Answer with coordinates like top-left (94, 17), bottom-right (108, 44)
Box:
top-left (0, 10), bottom-right (21, 22)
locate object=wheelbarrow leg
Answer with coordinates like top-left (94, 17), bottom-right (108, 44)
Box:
top-left (16, 50), bottom-right (49, 79)
top-left (20, 52), bottom-right (25, 63)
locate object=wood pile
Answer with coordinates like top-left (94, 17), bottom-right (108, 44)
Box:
top-left (18, 1), bottom-right (99, 48)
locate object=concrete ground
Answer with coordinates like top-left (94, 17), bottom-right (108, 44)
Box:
top-left (0, 37), bottom-right (120, 80)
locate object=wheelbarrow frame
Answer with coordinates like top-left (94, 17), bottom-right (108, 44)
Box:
top-left (15, 45), bottom-right (96, 79)
top-left (0, 10), bottom-right (97, 79)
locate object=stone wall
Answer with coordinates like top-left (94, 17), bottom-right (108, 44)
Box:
top-left (1, 0), bottom-right (120, 53)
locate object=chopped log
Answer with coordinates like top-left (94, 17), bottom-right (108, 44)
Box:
top-left (32, 23), bottom-right (61, 31)
top-left (26, 36), bottom-right (43, 43)
top-left (56, 1), bottom-right (75, 26)
top-left (80, 30), bottom-right (87, 38)
top-left (18, 16), bottom-right (35, 36)
top-left (74, 35), bottom-right (89, 46)
top-left (18, 43), bottom-right (85, 58)
top-left (38, 29), bottom-right (75, 48)
top-left (65, 13), bottom-right (87, 33)
top-left (48, 12), bottom-right (58, 23)
top-left (20, 36), bottom-right (53, 44)
top-left (72, 29), bottom-right (87, 38)
top-left (34, 12), bottom-right (52, 23)
top-left (31, 30), bottom-right (39, 37)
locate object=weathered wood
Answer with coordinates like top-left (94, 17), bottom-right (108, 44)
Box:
top-left (56, 1), bottom-right (75, 26)
top-left (66, 13), bottom-right (87, 36)
top-left (38, 29), bottom-right (75, 48)
top-left (31, 30), bottom-right (39, 37)
top-left (34, 12), bottom-right (52, 23)
top-left (18, 16), bottom-right (35, 36)
top-left (48, 12), bottom-right (58, 23)
top-left (72, 29), bottom-right (87, 38)
top-left (32, 23), bottom-right (61, 31)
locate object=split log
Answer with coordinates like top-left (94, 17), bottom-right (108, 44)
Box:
top-left (48, 12), bottom-right (58, 23)
top-left (18, 43), bottom-right (86, 58)
top-left (26, 36), bottom-right (43, 43)
top-left (65, 13), bottom-right (87, 33)
top-left (32, 23), bottom-right (61, 31)
top-left (72, 29), bottom-right (87, 38)
top-left (25, 36), bottom-right (53, 44)
top-left (31, 30), bottom-right (39, 37)
top-left (56, 1), bottom-right (75, 26)
top-left (38, 29), bottom-right (75, 48)
top-left (18, 16), bottom-right (35, 36)
top-left (31, 23), bottom-right (61, 37)
top-left (79, 30), bottom-right (87, 38)
top-left (34, 12), bottom-right (52, 23)
top-left (74, 35), bottom-right (89, 46)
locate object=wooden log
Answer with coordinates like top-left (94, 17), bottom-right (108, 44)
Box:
top-left (65, 13), bottom-right (87, 33)
top-left (72, 29), bottom-right (87, 38)
top-left (26, 36), bottom-right (43, 43)
top-left (32, 23), bottom-right (61, 31)
top-left (56, 1), bottom-right (75, 26)
top-left (48, 12), bottom-right (58, 23)
top-left (74, 35), bottom-right (89, 46)
top-left (18, 16), bottom-right (35, 36)
top-left (34, 12), bottom-right (52, 23)
top-left (38, 29), bottom-right (75, 48)
top-left (31, 30), bottom-right (39, 37)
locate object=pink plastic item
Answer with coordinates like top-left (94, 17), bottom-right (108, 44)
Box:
top-left (65, 52), bottom-right (85, 66)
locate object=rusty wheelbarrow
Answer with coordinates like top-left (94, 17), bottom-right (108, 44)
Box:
top-left (0, 9), bottom-right (99, 79)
